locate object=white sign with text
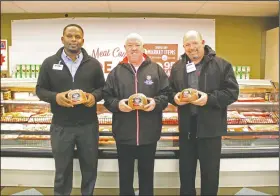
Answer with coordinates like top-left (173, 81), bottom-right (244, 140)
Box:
top-left (10, 17), bottom-right (215, 78)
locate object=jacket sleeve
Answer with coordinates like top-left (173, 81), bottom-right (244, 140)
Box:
top-left (91, 61), bottom-right (105, 102)
top-left (168, 64), bottom-right (179, 107)
top-left (153, 65), bottom-right (171, 112)
top-left (206, 61), bottom-right (239, 108)
top-left (102, 70), bottom-right (121, 113)
top-left (36, 59), bottom-right (58, 104)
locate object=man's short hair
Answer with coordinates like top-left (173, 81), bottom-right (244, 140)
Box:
top-left (124, 33), bottom-right (144, 45)
top-left (63, 24), bottom-right (84, 35)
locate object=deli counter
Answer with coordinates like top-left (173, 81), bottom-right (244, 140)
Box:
top-left (1, 78), bottom-right (279, 189)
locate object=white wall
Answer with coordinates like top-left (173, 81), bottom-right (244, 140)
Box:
top-left (10, 17), bottom-right (215, 78)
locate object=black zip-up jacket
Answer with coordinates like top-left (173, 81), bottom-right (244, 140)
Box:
top-left (169, 45), bottom-right (239, 138)
top-left (36, 47), bottom-right (105, 126)
top-left (103, 54), bottom-right (170, 145)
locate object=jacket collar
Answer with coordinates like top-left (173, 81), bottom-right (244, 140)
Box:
top-left (180, 45), bottom-right (216, 65)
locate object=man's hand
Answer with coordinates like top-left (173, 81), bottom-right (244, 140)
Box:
top-left (191, 91), bottom-right (208, 106)
top-left (143, 98), bottom-right (156, 112)
top-left (174, 92), bottom-right (189, 106)
top-left (56, 90), bottom-right (73, 107)
top-left (119, 99), bottom-right (133, 112)
top-left (84, 93), bottom-right (96, 107)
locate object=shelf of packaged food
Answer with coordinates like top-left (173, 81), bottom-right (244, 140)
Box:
top-left (237, 79), bottom-right (273, 87)
top-left (230, 102), bottom-right (278, 106)
top-left (1, 99), bottom-right (105, 104)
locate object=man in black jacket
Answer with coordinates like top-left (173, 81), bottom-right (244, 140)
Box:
top-left (103, 33), bottom-right (170, 196)
top-left (169, 30), bottom-right (239, 196)
top-left (36, 24), bottom-right (105, 195)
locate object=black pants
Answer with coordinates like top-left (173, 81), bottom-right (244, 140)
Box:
top-left (116, 142), bottom-right (157, 196)
top-left (179, 116), bottom-right (222, 196)
top-left (50, 122), bottom-right (99, 196)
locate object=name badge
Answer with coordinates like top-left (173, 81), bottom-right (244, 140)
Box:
top-left (52, 62), bottom-right (63, 70)
top-left (186, 62), bottom-right (196, 73)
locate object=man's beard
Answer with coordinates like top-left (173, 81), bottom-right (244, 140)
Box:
top-left (67, 47), bottom-right (80, 54)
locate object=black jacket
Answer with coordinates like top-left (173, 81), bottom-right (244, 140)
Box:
top-left (103, 54), bottom-right (170, 145)
top-left (36, 47), bottom-right (105, 126)
top-left (169, 45), bottom-right (239, 138)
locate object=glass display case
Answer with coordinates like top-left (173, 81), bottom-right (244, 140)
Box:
top-left (1, 78), bottom-right (279, 158)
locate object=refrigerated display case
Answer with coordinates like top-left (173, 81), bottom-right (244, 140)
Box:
top-left (1, 78), bottom-right (279, 158)
top-left (1, 78), bottom-right (279, 188)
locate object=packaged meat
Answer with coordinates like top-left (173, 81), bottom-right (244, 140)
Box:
top-left (128, 93), bottom-right (148, 110)
top-left (68, 89), bottom-right (87, 105)
top-left (245, 117), bottom-right (275, 124)
top-left (1, 134), bottom-right (19, 140)
top-left (28, 112), bottom-right (53, 124)
top-left (249, 125), bottom-right (278, 132)
top-left (227, 111), bottom-right (246, 124)
top-left (18, 135), bottom-right (50, 140)
top-left (180, 88), bottom-right (199, 102)
top-left (240, 112), bottom-right (271, 117)
top-left (237, 97), bottom-right (265, 102)
top-left (227, 125), bottom-right (249, 132)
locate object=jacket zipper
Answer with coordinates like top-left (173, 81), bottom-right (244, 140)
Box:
top-left (130, 64), bottom-right (140, 146)
top-left (204, 73), bottom-right (207, 92)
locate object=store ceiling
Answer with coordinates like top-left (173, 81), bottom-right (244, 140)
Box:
top-left (1, 1), bottom-right (279, 17)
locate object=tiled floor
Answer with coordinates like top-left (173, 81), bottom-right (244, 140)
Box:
top-left (0, 186), bottom-right (279, 195)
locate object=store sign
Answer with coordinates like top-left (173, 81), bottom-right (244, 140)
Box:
top-left (1, 40), bottom-right (8, 71)
top-left (89, 44), bottom-right (126, 78)
top-left (89, 43), bottom-right (178, 78)
top-left (144, 44), bottom-right (178, 76)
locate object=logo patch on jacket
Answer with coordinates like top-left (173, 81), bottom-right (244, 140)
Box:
top-left (144, 75), bottom-right (154, 85)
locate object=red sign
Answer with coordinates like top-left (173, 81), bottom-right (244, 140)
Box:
top-left (144, 44), bottom-right (178, 76)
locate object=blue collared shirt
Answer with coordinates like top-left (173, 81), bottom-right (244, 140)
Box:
top-left (61, 49), bottom-right (83, 81)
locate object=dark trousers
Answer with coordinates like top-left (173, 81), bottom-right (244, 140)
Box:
top-left (179, 116), bottom-right (222, 196)
top-left (116, 142), bottom-right (157, 196)
top-left (50, 122), bottom-right (99, 196)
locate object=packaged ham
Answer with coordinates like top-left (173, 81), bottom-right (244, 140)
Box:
top-left (18, 135), bottom-right (50, 140)
top-left (227, 111), bottom-right (246, 124)
top-left (254, 135), bottom-right (279, 139)
top-left (160, 136), bottom-right (179, 142)
top-left (67, 89), bottom-right (87, 105)
top-left (240, 112), bottom-right (271, 117)
top-left (237, 97), bottom-right (265, 102)
top-left (223, 135), bottom-right (256, 140)
top-left (128, 93), bottom-right (148, 110)
top-left (1, 134), bottom-right (19, 140)
top-left (98, 113), bottom-right (112, 125)
top-left (249, 125), bottom-right (278, 132)
top-left (179, 88), bottom-right (199, 102)
top-left (227, 125), bottom-right (249, 132)
top-left (28, 112), bottom-right (53, 124)
top-left (1, 112), bottom-right (35, 123)
top-left (162, 113), bottom-right (178, 125)
top-left (245, 117), bottom-right (275, 124)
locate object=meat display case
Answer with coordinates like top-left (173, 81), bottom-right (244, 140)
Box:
top-left (1, 78), bottom-right (279, 158)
